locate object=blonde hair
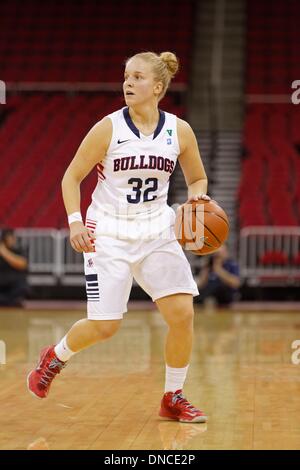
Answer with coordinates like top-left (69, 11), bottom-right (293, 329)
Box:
top-left (126, 51), bottom-right (179, 101)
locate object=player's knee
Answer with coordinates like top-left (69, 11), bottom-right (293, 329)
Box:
top-left (91, 319), bottom-right (121, 340)
top-left (166, 306), bottom-right (194, 328)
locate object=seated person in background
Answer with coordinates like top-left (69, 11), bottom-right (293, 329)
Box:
top-left (195, 244), bottom-right (240, 307)
top-left (0, 228), bottom-right (29, 307)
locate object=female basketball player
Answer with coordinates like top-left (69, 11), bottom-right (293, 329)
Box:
top-left (28, 52), bottom-right (210, 423)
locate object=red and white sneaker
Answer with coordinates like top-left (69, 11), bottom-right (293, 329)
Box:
top-left (27, 345), bottom-right (66, 399)
top-left (159, 389), bottom-right (207, 423)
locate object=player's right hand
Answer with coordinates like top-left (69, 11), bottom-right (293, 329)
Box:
top-left (69, 222), bottom-right (96, 253)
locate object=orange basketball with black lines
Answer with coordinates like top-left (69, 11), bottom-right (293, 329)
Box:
top-left (174, 199), bottom-right (229, 255)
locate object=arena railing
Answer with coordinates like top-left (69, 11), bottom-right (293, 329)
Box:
top-left (240, 227), bottom-right (300, 286)
top-left (16, 227), bottom-right (300, 287)
top-left (16, 228), bottom-right (84, 286)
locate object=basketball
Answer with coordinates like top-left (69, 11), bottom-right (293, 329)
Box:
top-left (174, 199), bottom-right (229, 255)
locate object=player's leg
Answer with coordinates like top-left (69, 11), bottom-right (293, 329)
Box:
top-left (27, 318), bottom-right (122, 400)
top-left (27, 237), bottom-right (133, 399)
top-left (156, 293), bottom-right (207, 423)
top-left (133, 238), bottom-right (207, 422)
top-left (62, 318), bottom-right (122, 353)
top-left (156, 293), bottom-right (194, 369)
top-left (53, 318), bottom-right (122, 363)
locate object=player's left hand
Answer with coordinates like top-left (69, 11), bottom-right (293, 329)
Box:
top-left (187, 194), bottom-right (211, 203)
top-left (176, 194), bottom-right (211, 214)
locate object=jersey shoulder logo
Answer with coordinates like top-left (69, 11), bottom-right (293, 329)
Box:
top-left (117, 139), bottom-right (131, 144)
top-left (167, 129), bottom-right (173, 136)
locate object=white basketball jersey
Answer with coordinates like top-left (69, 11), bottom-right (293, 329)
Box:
top-left (87, 107), bottom-right (180, 239)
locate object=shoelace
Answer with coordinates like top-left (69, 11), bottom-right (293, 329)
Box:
top-left (39, 358), bottom-right (65, 388)
top-left (172, 392), bottom-right (199, 412)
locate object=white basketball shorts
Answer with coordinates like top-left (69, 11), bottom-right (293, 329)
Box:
top-left (83, 235), bottom-right (199, 320)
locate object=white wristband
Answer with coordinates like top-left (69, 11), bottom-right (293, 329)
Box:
top-left (68, 212), bottom-right (83, 225)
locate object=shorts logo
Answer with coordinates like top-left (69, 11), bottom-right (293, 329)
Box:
top-left (85, 274), bottom-right (100, 302)
top-left (87, 258), bottom-right (94, 268)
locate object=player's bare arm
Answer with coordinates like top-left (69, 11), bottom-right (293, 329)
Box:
top-left (62, 117), bottom-right (112, 253)
top-left (177, 117), bottom-right (210, 202)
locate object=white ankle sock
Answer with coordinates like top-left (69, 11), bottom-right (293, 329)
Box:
top-left (164, 364), bottom-right (189, 393)
top-left (54, 335), bottom-right (75, 362)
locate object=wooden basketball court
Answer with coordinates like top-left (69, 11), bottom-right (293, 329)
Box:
top-left (1, 305), bottom-right (300, 450)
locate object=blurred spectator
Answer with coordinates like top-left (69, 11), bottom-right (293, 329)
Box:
top-left (195, 244), bottom-right (240, 307)
top-left (0, 228), bottom-right (29, 307)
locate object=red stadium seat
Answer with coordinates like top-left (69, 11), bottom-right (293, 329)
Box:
top-left (240, 0), bottom-right (300, 228)
top-left (259, 251), bottom-right (288, 266)
top-left (0, 0), bottom-right (194, 84)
